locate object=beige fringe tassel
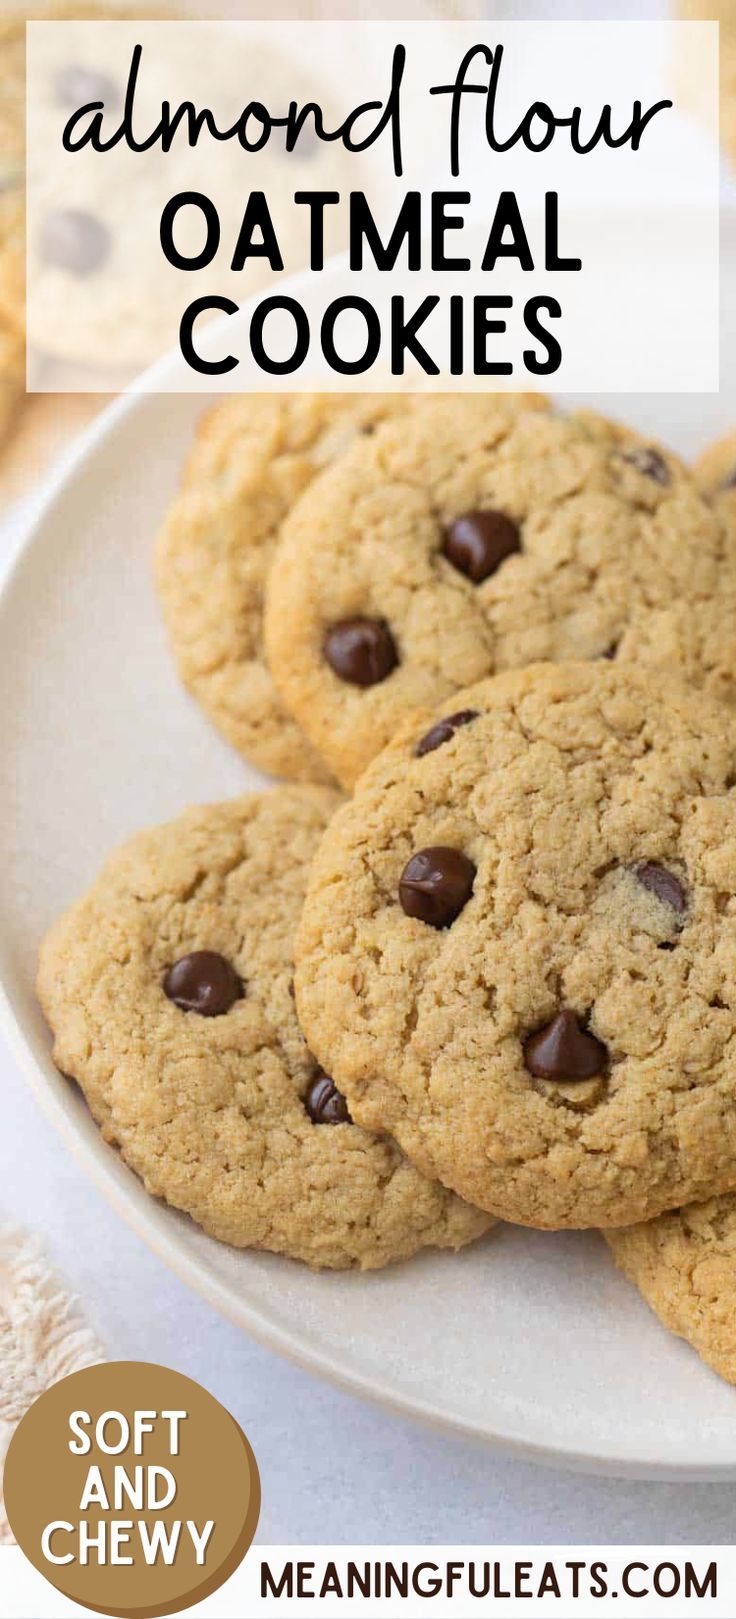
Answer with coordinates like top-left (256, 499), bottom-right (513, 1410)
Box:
top-left (0, 1227), bottom-right (105, 1542)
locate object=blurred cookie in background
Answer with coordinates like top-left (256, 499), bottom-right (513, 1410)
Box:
top-left (0, 14), bottom-right (27, 451)
top-left (0, 191), bottom-right (25, 450)
top-left (0, 12), bottom-right (26, 169)
top-left (678, 0), bottom-right (736, 165)
top-left (27, 21), bottom-right (351, 377)
top-left (0, 3), bottom-right (142, 461)
top-left (693, 428), bottom-right (736, 509)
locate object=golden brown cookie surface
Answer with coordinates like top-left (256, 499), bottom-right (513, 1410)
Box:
top-left (157, 391), bottom-right (545, 782)
top-left (606, 1196), bottom-right (736, 1386)
top-left (693, 429), bottom-right (736, 505)
top-left (156, 394), bottom-right (422, 783)
top-left (38, 786), bottom-right (492, 1270)
top-left (678, 0), bottom-right (736, 165)
top-left (265, 401), bottom-right (723, 789)
top-left (295, 661), bottom-right (736, 1229)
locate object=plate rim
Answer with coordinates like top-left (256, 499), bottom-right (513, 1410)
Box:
top-left (3, 385), bottom-right (736, 1484)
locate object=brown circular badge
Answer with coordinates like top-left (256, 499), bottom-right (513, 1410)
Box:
top-left (3, 1361), bottom-right (260, 1617)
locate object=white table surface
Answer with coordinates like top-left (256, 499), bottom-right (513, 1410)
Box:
top-left (4, 488), bottom-right (736, 1548)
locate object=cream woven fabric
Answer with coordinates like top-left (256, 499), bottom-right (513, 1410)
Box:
top-left (0, 1227), bottom-right (105, 1541)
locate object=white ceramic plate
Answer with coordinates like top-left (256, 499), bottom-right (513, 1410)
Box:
top-left (5, 339), bottom-right (736, 1479)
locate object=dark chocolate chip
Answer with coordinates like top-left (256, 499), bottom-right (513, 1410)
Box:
top-left (40, 209), bottom-right (111, 276)
top-left (416, 708), bottom-right (479, 757)
top-left (323, 617), bottom-right (398, 687)
top-left (524, 1010), bottom-right (608, 1083)
top-left (621, 447), bottom-right (671, 486)
top-left (399, 846), bottom-right (476, 928)
top-left (54, 64), bottom-right (118, 107)
top-left (304, 1070), bottom-right (351, 1124)
top-left (442, 509), bottom-right (521, 583)
top-left (163, 951), bottom-right (243, 1016)
top-left (634, 861), bottom-right (687, 916)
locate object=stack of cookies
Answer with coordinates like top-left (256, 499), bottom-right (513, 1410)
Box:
top-left (37, 392), bottom-right (736, 1390)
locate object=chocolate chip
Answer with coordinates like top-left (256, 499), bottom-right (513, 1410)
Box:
top-left (54, 64), bottom-right (118, 107)
top-left (524, 1011), bottom-right (608, 1083)
top-left (399, 846), bottom-right (476, 928)
top-left (634, 861), bottom-right (687, 916)
top-left (323, 617), bottom-right (398, 687)
top-left (416, 709), bottom-right (479, 757)
top-left (621, 447), bottom-right (671, 486)
top-left (40, 209), bottom-right (111, 276)
top-left (163, 951), bottom-right (243, 1016)
top-left (304, 1070), bottom-right (351, 1124)
top-left (442, 510), bottom-right (521, 584)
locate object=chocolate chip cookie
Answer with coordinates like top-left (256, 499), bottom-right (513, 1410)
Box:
top-left (37, 786), bottom-right (492, 1269)
top-left (27, 26), bottom-right (354, 371)
top-left (694, 429), bottom-right (736, 506)
top-left (157, 392), bottom-right (545, 784)
top-left (156, 395), bottom-right (417, 783)
top-left (0, 5), bottom-right (145, 444)
top-left (265, 399), bottom-right (726, 788)
top-left (606, 1196), bottom-right (736, 1386)
top-left (295, 661), bottom-right (736, 1230)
